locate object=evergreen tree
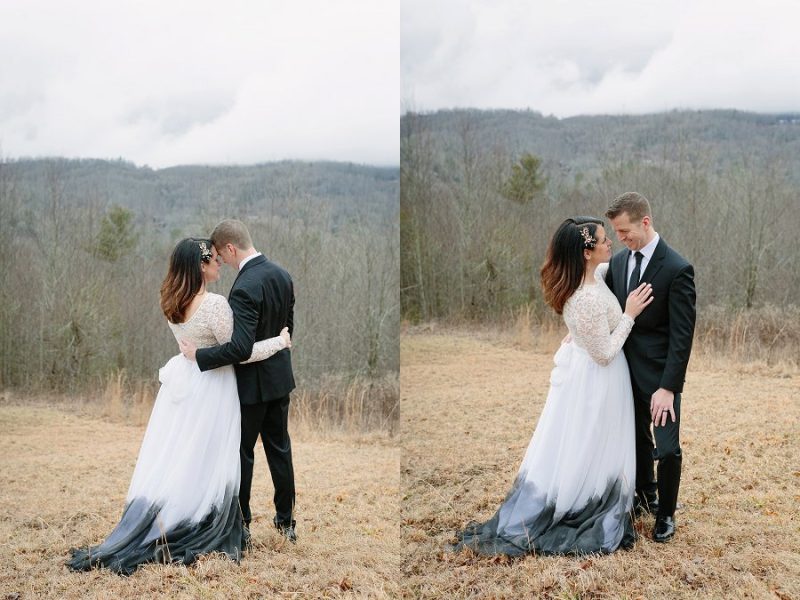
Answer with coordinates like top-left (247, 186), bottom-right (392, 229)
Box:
top-left (501, 152), bottom-right (545, 205)
top-left (95, 205), bottom-right (136, 262)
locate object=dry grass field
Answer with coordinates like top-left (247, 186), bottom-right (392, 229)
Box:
top-left (0, 400), bottom-right (399, 599)
top-left (401, 328), bottom-right (800, 599)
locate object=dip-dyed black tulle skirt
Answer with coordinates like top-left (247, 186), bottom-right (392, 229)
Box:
top-left (454, 342), bottom-right (636, 556)
top-left (68, 355), bottom-right (243, 574)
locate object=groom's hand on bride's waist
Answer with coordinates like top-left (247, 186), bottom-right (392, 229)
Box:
top-left (180, 339), bottom-right (197, 362)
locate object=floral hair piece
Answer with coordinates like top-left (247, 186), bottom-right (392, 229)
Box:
top-left (198, 241), bottom-right (213, 262)
top-left (580, 226), bottom-right (596, 249)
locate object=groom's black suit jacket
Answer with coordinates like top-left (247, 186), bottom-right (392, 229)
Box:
top-left (606, 238), bottom-right (696, 396)
top-left (196, 255), bottom-right (295, 404)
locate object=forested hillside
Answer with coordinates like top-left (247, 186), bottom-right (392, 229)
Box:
top-left (0, 158), bottom-right (399, 411)
top-left (401, 109), bottom-right (799, 362)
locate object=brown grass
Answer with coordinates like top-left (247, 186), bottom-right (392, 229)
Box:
top-left (292, 374), bottom-right (400, 436)
top-left (400, 328), bottom-right (800, 599)
top-left (506, 302), bottom-right (800, 371)
top-left (10, 369), bottom-right (400, 437)
top-left (693, 304), bottom-right (800, 369)
top-left (0, 400), bottom-right (399, 598)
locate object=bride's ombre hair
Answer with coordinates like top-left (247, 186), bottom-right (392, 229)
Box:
top-left (540, 217), bottom-right (603, 314)
top-left (160, 238), bottom-right (213, 323)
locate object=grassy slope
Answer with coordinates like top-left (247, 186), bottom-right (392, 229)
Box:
top-left (401, 330), bottom-right (799, 600)
top-left (0, 406), bottom-right (399, 599)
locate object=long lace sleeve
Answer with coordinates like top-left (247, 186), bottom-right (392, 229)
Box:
top-left (207, 294), bottom-right (287, 364)
top-left (241, 336), bottom-right (287, 363)
top-left (570, 291), bottom-right (634, 366)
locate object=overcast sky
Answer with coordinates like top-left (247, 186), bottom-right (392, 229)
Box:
top-left (403, 0), bottom-right (800, 117)
top-left (0, 0), bottom-right (398, 168)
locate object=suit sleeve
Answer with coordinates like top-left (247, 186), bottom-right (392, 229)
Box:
top-left (660, 264), bottom-right (696, 393)
top-left (196, 286), bottom-right (259, 372)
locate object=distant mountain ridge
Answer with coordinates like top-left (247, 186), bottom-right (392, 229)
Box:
top-left (403, 108), bottom-right (800, 181)
top-left (4, 158), bottom-right (399, 226)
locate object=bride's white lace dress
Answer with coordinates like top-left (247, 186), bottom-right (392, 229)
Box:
top-left (456, 263), bottom-right (636, 555)
top-left (68, 292), bottom-right (287, 574)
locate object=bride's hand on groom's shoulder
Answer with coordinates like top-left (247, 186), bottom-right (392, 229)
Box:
top-left (280, 327), bottom-right (292, 349)
top-left (624, 282), bottom-right (653, 319)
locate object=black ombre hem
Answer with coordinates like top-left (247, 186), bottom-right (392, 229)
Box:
top-left (67, 486), bottom-right (242, 576)
top-left (453, 478), bottom-right (636, 557)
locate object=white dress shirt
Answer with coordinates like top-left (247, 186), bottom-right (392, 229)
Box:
top-left (238, 251), bottom-right (262, 271)
top-left (627, 233), bottom-right (660, 284)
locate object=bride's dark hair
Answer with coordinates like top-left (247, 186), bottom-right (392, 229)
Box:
top-left (540, 217), bottom-right (603, 314)
top-left (160, 238), bottom-right (213, 324)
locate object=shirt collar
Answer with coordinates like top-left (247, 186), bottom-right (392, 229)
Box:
top-left (633, 233), bottom-right (659, 262)
top-left (238, 251), bottom-right (262, 271)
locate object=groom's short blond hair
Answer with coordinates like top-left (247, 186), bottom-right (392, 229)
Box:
top-left (210, 219), bottom-right (254, 250)
top-left (606, 192), bottom-right (652, 223)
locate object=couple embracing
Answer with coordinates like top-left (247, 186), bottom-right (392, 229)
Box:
top-left (456, 192), bottom-right (696, 555)
top-left (69, 220), bottom-right (297, 575)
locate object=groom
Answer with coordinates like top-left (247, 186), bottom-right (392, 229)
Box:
top-left (605, 192), bottom-right (696, 543)
top-left (180, 219), bottom-right (297, 545)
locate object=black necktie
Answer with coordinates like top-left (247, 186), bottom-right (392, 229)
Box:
top-left (628, 251), bottom-right (644, 295)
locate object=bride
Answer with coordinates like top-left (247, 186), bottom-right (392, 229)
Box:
top-left (68, 238), bottom-right (291, 574)
top-left (454, 217), bottom-right (653, 556)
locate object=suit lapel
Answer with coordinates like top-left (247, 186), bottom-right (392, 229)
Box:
top-left (613, 251), bottom-right (627, 304)
top-left (639, 238), bottom-right (667, 285)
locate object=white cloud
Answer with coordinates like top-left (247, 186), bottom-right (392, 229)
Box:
top-left (402, 0), bottom-right (800, 116)
top-left (0, 0), bottom-right (399, 167)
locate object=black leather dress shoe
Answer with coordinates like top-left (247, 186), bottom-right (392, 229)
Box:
top-left (276, 523), bottom-right (297, 543)
top-left (653, 515), bottom-right (675, 542)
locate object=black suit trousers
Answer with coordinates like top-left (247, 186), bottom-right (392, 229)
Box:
top-left (239, 396), bottom-right (296, 528)
top-left (631, 380), bottom-right (682, 517)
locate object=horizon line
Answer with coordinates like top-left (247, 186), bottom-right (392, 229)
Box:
top-left (1, 155), bottom-right (400, 171)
